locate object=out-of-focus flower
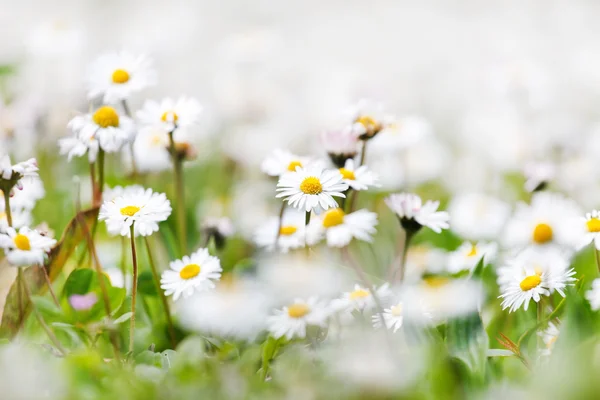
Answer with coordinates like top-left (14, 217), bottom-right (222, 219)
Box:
top-left (538, 322), bottom-right (560, 356)
top-left (276, 165), bottom-right (348, 213)
top-left (87, 52), bottom-right (156, 104)
top-left (321, 128), bottom-right (359, 168)
top-left (254, 208), bottom-right (305, 252)
top-left (332, 283), bottom-right (391, 315)
top-left (345, 99), bottom-right (394, 140)
top-left (137, 97), bottom-right (202, 133)
top-left (161, 248), bottom-right (222, 301)
top-left (576, 210), bottom-right (600, 251)
top-left (0, 226), bottom-right (56, 266)
top-left (260, 149), bottom-right (312, 177)
top-left (68, 293), bottom-right (98, 311)
top-left (502, 192), bottom-right (581, 251)
top-left (385, 193), bottom-right (449, 234)
top-left (67, 106), bottom-right (134, 153)
top-left (524, 161), bottom-right (556, 192)
top-left (372, 301), bottom-right (404, 333)
top-left (447, 241), bottom-right (498, 274)
top-left (368, 115), bottom-right (432, 153)
top-left (0, 155), bottom-right (38, 191)
top-left (201, 216), bottom-right (236, 249)
top-left (58, 129), bottom-right (99, 162)
top-left (338, 159), bottom-right (379, 191)
top-left (307, 208), bottom-right (377, 248)
top-left (124, 126), bottom-right (171, 173)
top-left (586, 278), bottom-right (600, 311)
top-left (267, 296), bottom-right (330, 340)
top-left (99, 186), bottom-right (171, 237)
top-left (448, 192), bottom-right (511, 241)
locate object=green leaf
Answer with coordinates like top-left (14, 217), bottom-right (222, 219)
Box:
top-left (259, 336), bottom-right (285, 380)
top-left (63, 269), bottom-right (95, 297)
top-left (446, 311), bottom-right (489, 385)
top-left (30, 296), bottom-right (62, 318)
top-left (137, 271), bottom-right (158, 297)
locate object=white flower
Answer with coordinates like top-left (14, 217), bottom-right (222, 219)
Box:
top-left (58, 131), bottom-right (99, 163)
top-left (137, 97), bottom-right (202, 133)
top-left (502, 192), bottom-right (582, 251)
top-left (524, 161), bottom-right (556, 192)
top-left (201, 217), bottom-right (236, 238)
top-left (254, 208), bottom-right (305, 252)
top-left (86, 52), bottom-right (156, 104)
top-left (98, 186), bottom-right (171, 237)
top-left (0, 203), bottom-right (31, 231)
top-left (0, 156), bottom-right (38, 189)
top-left (321, 127), bottom-right (359, 158)
top-left (586, 278), bottom-right (600, 311)
top-left (345, 99), bottom-right (394, 139)
top-left (332, 283), bottom-right (392, 315)
top-left (0, 227), bottom-right (56, 266)
top-left (338, 159), bottom-right (379, 191)
top-left (260, 149), bottom-right (312, 177)
top-left (385, 193), bottom-right (450, 233)
top-left (307, 208), bottom-right (377, 248)
top-left (160, 248), bottom-right (222, 301)
top-left (6, 178), bottom-right (45, 211)
top-left (276, 165), bottom-right (348, 213)
top-left (124, 126), bottom-right (171, 173)
top-left (447, 192), bottom-right (511, 241)
top-left (368, 115), bottom-right (432, 152)
top-left (538, 322), bottom-right (560, 356)
top-left (267, 297), bottom-right (330, 340)
top-left (67, 106), bottom-right (135, 153)
top-left (577, 210), bottom-right (600, 250)
top-left (498, 248), bottom-right (575, 313)
top-left (372, 301), bottom-right (404, 333)
top-left (446, 241), bottom-right (498, 274)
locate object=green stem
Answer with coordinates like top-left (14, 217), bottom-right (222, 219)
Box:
top-left (40, 265), bottom-right (60, 308)
top-left (17, 267), bottom-right (23, 329)
top-left (304, 211), bottom-right (311, 255)
top-left (595, 248), bottom-right (600, 274)
top-left (129, 225), bottom-right (139, 353)
top-left (394, 230), bottom-right (414, 284)
top-left (97, 149), bottom-right (105, 203)
top-left (274, 202), bottom-right (286, 251)
top-left (3, 189), bottom-right (12, 227)
top-left (168, 131), bottom-right (187, 256)
top-left (144, 237), bottom-right (177, 348)
top-left (537, 300), bottom-right (543, 359)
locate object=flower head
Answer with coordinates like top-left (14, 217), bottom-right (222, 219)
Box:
top-left (67, 107), bottom-right (134, 153)
top-left (160, 248), bottom-right (222, 301)
top-left (385, 193), bottom-right (449, 234)
top-left (0, 156), bottom-right (38, 193)
top-left (267, 297), bottom-right (330, 340)
top-left (0, 226), bottom-right (56, 266)
top-left (321, 128), bottom-right (359, 168)
top-left (345, 99), bottom-right (394, 140)
top-left (524, 161), bottom-right (556, 193)
top-left (137, 97), bottom-right (202, 133)
top-left (338, 159), bottom-right (380, 191)
top-left (260, 149), bottom-right (312, 177)
top-left (254, 208), bottom-right (305, 252)
top-left (447, 241), bottom-right (498, 274)
top-left (577, 209), bottom-right (600, 251)
top-left (307, 208), bottom-right (378, 248)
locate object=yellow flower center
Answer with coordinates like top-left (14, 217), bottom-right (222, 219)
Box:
top-left (111, 69), bottom-right (130, 84)
top-left (423, 276), bottom-right (449, 288)
top-left (279, 225), bottom-right (297, 235)
top-left (161, 111), bottom-right (179, 123)
top-left (532, 223), bottom-right (553, 244)
top-left (287, 303), bottom-right (310, 319)
top-left (287, 160), bottom-right (303, 172)
top-left (356, 115), bottom-right (377, 129)
top-left (120, 206), bottom-right (141, 217)
top-left (13, 234), bottom-right (31, 251)
top-left (466, 244), bottom-right (478, 257)
top-left (587, 218), bottom-right (600, 233)
top-left (520, 274), bottom-right (542, 291)
top-left (323, 208), bottom-right (345, 228)
top-left (0, 212), bottom-right (6, 221)
top-left (93, 106), bottom-right (120, 128)
top-left (349, 288), bottom-right (370, 300)
top-left (299, 176), bottom-right (323, 195)
top-left (390, 304), bottom-right (403, 317)
top-left (339, 168), bottom-right (356, 180)
top-left (179, 263), bottom-right (201, 280)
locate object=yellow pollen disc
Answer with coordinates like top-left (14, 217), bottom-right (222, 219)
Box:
top-left (299, 176), bottom-right (323, 195)
top-left (287, 303), bottom-right (310, 319)
top-left (111, 69), bottom-right (130, 84)
top-left (93, 106), bottom-right (120, 128)
top-left (279, 225), bottom-right (297, 235)
top-left (349, 288), bottom-right (370, 300)
top-left (520, 274), bottom-right (542, 291)
top-left (587, 218), bottom-right (600, 233)
top-left (339, 168), bottom-right (356, 180)
top-left (287, 160), bottom-right (302, 172)
top-left (179, 264), bottom-right (201, 280)
top-left (356, 115), bottom-right (377, 128)
top-left (466, 244), bottom-right (478, 257)
top-left (0, 212), bottom-right (6, 220)
top-left (423, 276), bottom-right (449, 288)
top-left (120, 205), bottom-right (141, 217)
top-left (323, 208), bottom-right (345, 228)
top-left (390, 304), bottom-right (403, 317)
top-left (13, 234), bottom-right (31, 251)
top-left (532, 223), bottom-right (553, 244)
top-left (534, 265), bottom-right (543, 276)
top-left (161, 111), bottom-right (179, 123)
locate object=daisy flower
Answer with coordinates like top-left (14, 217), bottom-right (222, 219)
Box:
top-left (98, 186), bottom-right (172, 237)
top-left (125, 126), bottom-right (171, 173)
top-left (524, 161), bottom-right (555, 192)
top-left (254, 208), bottom-right (305, 252)
top-left (137, 97), bottom-right (202, 133)
top-left (4, 178), bottom-right (45, 212)
top-left (321, 128), bottom-right (359, 168)
top-left (276, 165), bottom-right (348, 213)
top-left (372, 301), bottom-right (404, 333)
top-left (58, 130), bottom-right (99, 163)
top-left (345, 99), bottom-right (394, 140)
top-left (538, 322), bottom-right (560, 356)
top-left (260, 149), bottom-right (312, 177)
top-left (502, 192), bottom-right (581, 251)
top-left (267, 297), bottom-right (330, 340)
top-left (0, 155), bottom-right (38, 191)
top-left (0, 204), bottom-right (31, 231)
top-left (338, 159), bottom-right (380, 191)
top-left (201, 217), bottom-right (236, 249)
top-left (160, 248), bottom-right (222, 301)
top-left (577, 210), bottom-right (600, 250)
top-left (86, 52), bottom-right (156, 104)
top-left (67, 106), bottom-right (135, 153)
top-left (307, 208), bottom-right (378, 248)
top-left (332, 283), bottom-right (392, 315)
top-left (446, 241), bottom-right (498, 274)
top-left (586, 278), bottom-right (600, 311)
top-left (447, 192), bottom-right (510, 241)
top-left (385, 193), bottom-right (450, 234)
top-left (0, 227), bottom-right (56, 266)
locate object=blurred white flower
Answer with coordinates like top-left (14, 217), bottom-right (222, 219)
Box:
top-left (338, 159), bottom-right (379, 191)
top-left (0, 226), bottom-right (56, 266)
top-left (368, 115), bottom-right (432, 153)
top-left (372, 301), bottom-right (404, 333)
top-left (124, 126), bottom-right (171, 173)
top-left (260, 149), bottom-right (312, 177)
top-left (446, 241), bottom-right (498, 274)
top-left (267, 296), bottom-right (330, 340)
top-left (307, 208), bottom-right (377, 248)
top-left (332, 283), bottom-right (391, 316)
top-left (0, 204), bottom-right (31, 231)
top-left (345, 99), bottom-right (394, 139)
top-left (161, 248), bottom-right (222, 301)
top-left (67, 106), bottom-right (134, 153)
top-left (321, 128), bottom-right (359, 167)
top-left (586, 278), bottom-right (600, 311)
top-left (448, 192), bottom-right (510, 241)
top-left (137, 97), bottom-right (203, 133)
top-left (524, 161), bottom-right (556, 192)
top-left (385, 193), bottom-right (449, 233)
top-left (254, 208), bottom-right (305, 252)
top-left (538, 322), bottom-right (560, 357)
top-left (59, 129), bottom-right (99, 163)
top-left (576, 210), bottom-right (600, 251)
top-left (0, 155), bottom-right (38, 189)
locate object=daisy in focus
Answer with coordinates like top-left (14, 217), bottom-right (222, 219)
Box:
top-left (267, 297), bottom-right (330, 340)
top-left (372, 301), bottom-right (404, 333)
top-left (0, 226), bottom-right (56, 266)
top-left (447, 241), bottom-right (498, 274)
top-left (276, 165), bottom-right (348, 213)
top-left (260, 149), bottom-right (312, 177)
top-left (86, 52), bottom-right (156, 104)
top-left (160, 247), bottom-right (222, 301)
top-left (307, 208), bottom-right (378, 248)
top-left (99, 186), bottom-right (171, 237)
top-left (137, 97), bottom-right (203, 133)
top-left (576, 210), bottom-right (600, 250)
top-left (586, 278), bottom-right (600, 311)
top-left (67, 106), bottom-right (135, 153)
top-left (385, 193), bottom-right (449, 234)
top-left (337, 159), bottom-right (379, 191)
top-left (254, 208), bottom-right (306, 252)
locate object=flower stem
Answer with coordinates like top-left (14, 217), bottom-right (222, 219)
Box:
top-left (143, 236), bottom-right (177, 349)
top-left (393, 229), bottom-right (414, 284)
top-left (121, 100), bottom-right (139, 178)
top-left (21, 272), bottom-right (67, 356)
top-left (17, 267), bottom-right (23, 329)
top-left (96, 149), bottom-right (105, 204)
top-left (129, 225), bottom-right (139, 354)
top-left (348, 141), bottom-right (368, 212)
top-left (168, 131), bottom-right (187, 257)
top-left (537, 300), bottom-right (543, 359)
top-left (595, 248), bottom-right (600, 274)
top-left (274, 202), bottom-right (286, 251)
top-left (40, 265), bottom-right (60, 308)
top-left (3, 189), bottom-right (12, 227)
top-left (304, 211), bottom-right (311, 255)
